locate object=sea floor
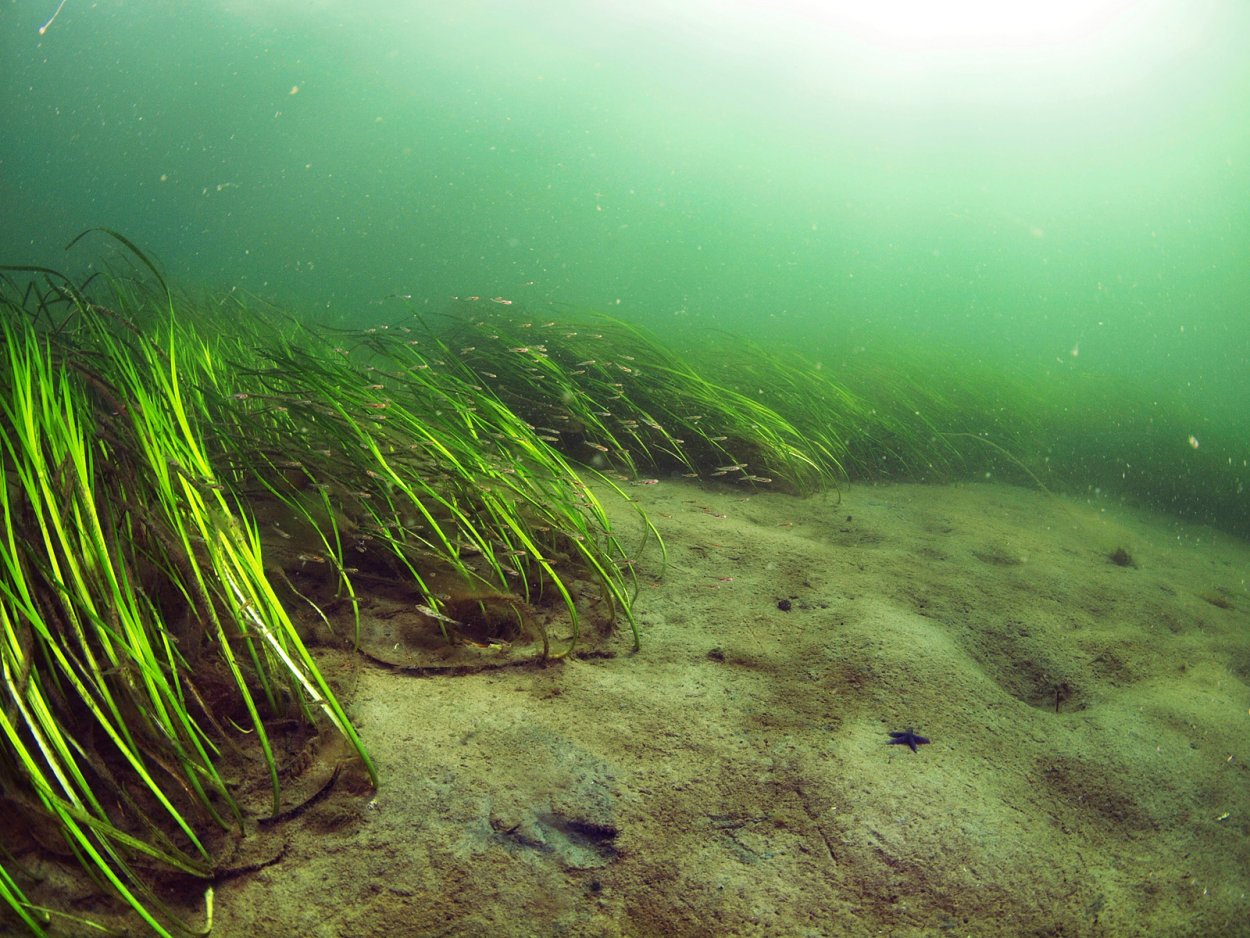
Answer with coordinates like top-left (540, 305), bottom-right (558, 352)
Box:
top-left (30, 479), bottom-right (1249, 937)
top-left (200, 479), bottom-right (1250, 937)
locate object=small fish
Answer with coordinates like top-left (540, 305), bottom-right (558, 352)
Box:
top-left (417, 604), bottom-right (462, 626)
top-left (461, 637), bottom-right (510, 650)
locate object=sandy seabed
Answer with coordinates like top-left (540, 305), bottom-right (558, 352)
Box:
top-left (104, 481), bottom-right (1250, 935)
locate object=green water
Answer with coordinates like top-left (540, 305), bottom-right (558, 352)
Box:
top-left (3, 0), bottom-right (1248, 526)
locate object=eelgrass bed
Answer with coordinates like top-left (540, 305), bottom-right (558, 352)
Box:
top-left (7, 231), bottom-right (1232, 935)
top-left (0, 233), bottom-right (888, 936)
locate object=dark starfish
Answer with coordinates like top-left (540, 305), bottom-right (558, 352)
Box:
top-left (887, 728), bottom-right (930, 753)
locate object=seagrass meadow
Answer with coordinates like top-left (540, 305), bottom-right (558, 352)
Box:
top-left (3, 228), bottom-right (1249, 934)
top-left (0, 234), bottom-right (929, 935)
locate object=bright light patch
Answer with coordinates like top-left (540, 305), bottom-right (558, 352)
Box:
top-left (821, 0), bottom-right (1132, 51)
top-left (658, 0), bottom-right (1211, 108)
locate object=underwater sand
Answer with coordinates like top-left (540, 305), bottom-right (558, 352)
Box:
top-left (210, 480), bottom-right (1250, 937)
